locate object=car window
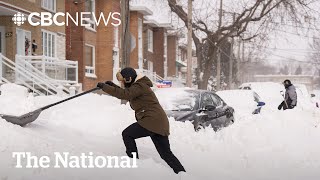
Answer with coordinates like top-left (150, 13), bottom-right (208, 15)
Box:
top-left (210, 94), bottom-right (224, 107)
top-left (157, 90), bottom-right (199, 111)
top-left (201, 93), bottom-right (215, 107)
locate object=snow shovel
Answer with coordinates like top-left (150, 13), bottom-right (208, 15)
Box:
top-left (0, 87), bottom-right (101, 126)
top-left (280, 90), bottom-right (288, 109)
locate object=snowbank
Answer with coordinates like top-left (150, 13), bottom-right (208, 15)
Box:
top-left (0, 84), bottom-right (35, 116)
top-left (0, 84), bottom-right (320, 180)
top-left (217, 90), bottom-right (258, 115)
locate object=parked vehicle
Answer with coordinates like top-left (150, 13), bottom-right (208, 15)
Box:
top-left (217, 90), bottom-right (265, 114)
top-left (155, 88), bottom-right (235, 131)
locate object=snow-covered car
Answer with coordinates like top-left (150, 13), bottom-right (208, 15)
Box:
top-left (217, 90), bottom-right (265, 114)
top-left (238, 82), bottom-right (288, 108)
top-left (155, 88), bottom-right (235, 131)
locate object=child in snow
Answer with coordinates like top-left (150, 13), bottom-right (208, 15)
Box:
top-left (97, 67), bottom-right (186, 174)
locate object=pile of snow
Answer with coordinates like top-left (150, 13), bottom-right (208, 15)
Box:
top-left (216, 90), bottom-right (258, 115)
top-left (0, 84), bottom-right (320, 180)
top-left (239, 82), bottom-right (284, 107)
top-left (239, 82), bottom-right (315, 111)
top-left (0, 84), bottom-right (36, 116)
top-left (294, 84), bottom-right (315, 109)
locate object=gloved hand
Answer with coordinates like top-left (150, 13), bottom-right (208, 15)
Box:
top-left (105, 81), bottom-right (116, 87)
top-left (97, 82), bottom-right (105, 89)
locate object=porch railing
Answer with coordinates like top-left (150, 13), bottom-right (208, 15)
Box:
top-left (16, 55), bottom-right (78, 85)
top-left (0, 53), bottom-right (79, 96)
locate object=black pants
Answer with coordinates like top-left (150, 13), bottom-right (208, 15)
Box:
top-left (278, 101), bottom-right (295, 110)
top-left (122, 123), bottom-right (186, 174)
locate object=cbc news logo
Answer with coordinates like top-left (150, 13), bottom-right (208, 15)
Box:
top-left (11, 11), bottom-right (121, 27)
top-left (12, 12), bottom-right (27, 26)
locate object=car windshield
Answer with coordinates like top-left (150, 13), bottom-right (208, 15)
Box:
top-left (155, 89), bottom-right (198, 111)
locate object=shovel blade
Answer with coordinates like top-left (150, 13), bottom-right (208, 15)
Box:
top-left (0, 109), bottom-right (42, 126)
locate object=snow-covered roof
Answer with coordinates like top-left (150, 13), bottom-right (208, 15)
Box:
top-left (144, 19), bottom-right (159, 27)
top-left (144, 17), bottom-right (174, 30)
top-left (176, 59), bottom-right (187, 67)
top-left (129, 5), bottom-right (153, 15)
top-left (130, 0), bottom-right (174, 28)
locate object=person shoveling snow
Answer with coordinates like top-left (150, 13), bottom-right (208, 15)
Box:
top-left (278, 79), bottom-right (297, 110)
top-left (97, 67), bottom-right (186, 175)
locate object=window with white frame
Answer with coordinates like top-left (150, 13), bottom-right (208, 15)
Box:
top-left (85, 44), bottom-right (96, 76)
top-left (42, 0), bottom-right (56, 12)
top-left (84, 0), bottom-right (96, 30)
top-left (42, 30), bottom-right (56, 57)
top-left (147, 29), bottom-right (153, 52)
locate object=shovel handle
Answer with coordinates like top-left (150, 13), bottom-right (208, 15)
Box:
top-left (41, 87), bottom-right (101, 111)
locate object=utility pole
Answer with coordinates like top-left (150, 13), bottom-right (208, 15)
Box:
top-left (236, 38), bottom-right (241, 85)
top-left (216, 0), bottom-right (223, 90)
top-left (186, 0), bottom-right (193, 87)
top-left (228, 13), bottom-right (235, 89)
top-left (120, 0), bottom-right (130, 104)
top-left (120, 0), bottom-right (130, 69)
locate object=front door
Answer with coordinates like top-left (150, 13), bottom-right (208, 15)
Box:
top-left (16, 28), bottom-right (31, 56)
top-left (0, 26), bottom-right (5, 55)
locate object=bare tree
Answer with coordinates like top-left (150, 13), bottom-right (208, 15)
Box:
top-left (167, 0), bottom-right (317, 89)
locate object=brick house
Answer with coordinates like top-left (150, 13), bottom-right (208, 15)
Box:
top-left (128, 6), bottom-right (152, 70)
top-left (167, 32), bottom-right (180, 77)
top-left (65, 0), bottom-right (121, 90)
top-left (143, 19), bottom-right (173, 79)
top-left (0, 0), bottom-right (66, 61)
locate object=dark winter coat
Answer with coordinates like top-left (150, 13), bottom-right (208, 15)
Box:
top-left (285, 84), bottom-right (297, 106)
top-left (102, 76), bottom-right (170, 136)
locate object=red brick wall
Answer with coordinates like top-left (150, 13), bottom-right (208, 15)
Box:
top-left (129, 11), bottom-right (143, 69)
top-left (167, 35), bottom-right (177, 77)
top-left (66, 0), bottom-right (120, 91)
top-left (66, 0), bottom-right (85, 88)
top-left (153, 27), bottom-right (166, 78)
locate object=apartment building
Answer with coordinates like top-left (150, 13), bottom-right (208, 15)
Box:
top-left (65, 0), bottom-right (121, 90)
top-left (143, 18), bottom-right (173, 79)
top-left (128, 6), bottom-right (152, 70)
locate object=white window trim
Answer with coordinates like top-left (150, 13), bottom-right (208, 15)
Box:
top-left (84, 0), bottom-right (96, 32)
top-left (85, 43), bottom-right (96, 78)
top-left (41, 0), bottom-right (56, 13)
top-left (148, 29), bottom-right (153, 53)
top-left (41, 29), bottom-right (57, 58)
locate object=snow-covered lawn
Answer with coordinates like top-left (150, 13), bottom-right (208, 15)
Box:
top-left (0, 84), bottom-right (320, 180)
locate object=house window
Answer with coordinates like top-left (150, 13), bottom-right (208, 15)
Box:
top-left (147, 29), bottom-right (153, 52)
top-left (85, 44), bottom-right (96, 77)
top-left (42, 0), bottom-right (56, 12)
top-left (42, 30), bottom-right (56, 57)
top-left (84, 0), bottom-right (96, 31)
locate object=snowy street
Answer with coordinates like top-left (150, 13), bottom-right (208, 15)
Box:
top-left (1, 0), bottom-right (320, 179)
top-left (0, 84), bottom-right (320, 180)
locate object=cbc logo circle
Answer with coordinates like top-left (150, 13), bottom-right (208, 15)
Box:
top-left (12, 12), bottom-right (27, 26)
